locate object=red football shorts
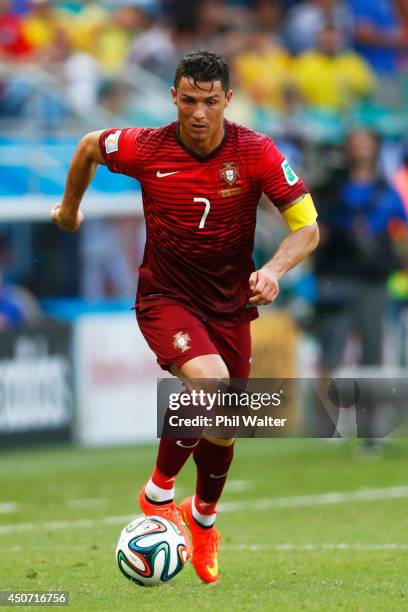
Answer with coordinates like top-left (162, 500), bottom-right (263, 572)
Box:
top-left (136, 299), bottom-right (251, 379)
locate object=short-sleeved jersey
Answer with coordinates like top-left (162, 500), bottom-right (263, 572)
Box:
top-left (100, 120), bottom-right (307, 326)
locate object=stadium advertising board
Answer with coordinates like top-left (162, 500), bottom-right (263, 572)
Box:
top-left (0, 321), bottom-right (73, 447)
top-left (74, 313), bottom-right (167, 446)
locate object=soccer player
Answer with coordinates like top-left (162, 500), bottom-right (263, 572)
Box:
top-left (51, 51), bottom-right (319, 583)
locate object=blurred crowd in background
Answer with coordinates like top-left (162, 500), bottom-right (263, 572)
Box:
top-left (2, 0), bottom-right (408, 122)
top-left (1, 0), bottom-right (408, 375)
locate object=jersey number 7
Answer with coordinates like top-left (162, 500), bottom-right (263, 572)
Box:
top-left (194, 197), bottom-right (211, 229)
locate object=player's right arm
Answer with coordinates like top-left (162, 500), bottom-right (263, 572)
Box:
top-left (51, 130), bottom-right (106, 233)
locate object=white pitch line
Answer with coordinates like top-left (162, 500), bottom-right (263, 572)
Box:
top-left (0, 542), bottom-right (408, 553)
top-left (226, 480), bottom-right (251, 493)
top-left (223, 543), bottom-right (408, 551)
top-left (0, 515), bottom-right (132, 535)
top-left (67, 498), bottom-right (109, 509)
top-left (218, 485), bottom-right (408, 512)
top-left (1, 543), bottom-right (407, 553)
top-left (0, 503), bottom-right (18, 514)
top-left (1, 485), bottom-right (408, 536)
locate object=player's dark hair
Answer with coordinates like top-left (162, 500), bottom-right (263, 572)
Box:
top-left (174, 51), bottom-right (230, 93)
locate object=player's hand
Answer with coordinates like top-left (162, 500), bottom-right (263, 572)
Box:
top-left (51, 204), bottom-right (84, 233)
top-left (248, 268), bottom-right (280, 305)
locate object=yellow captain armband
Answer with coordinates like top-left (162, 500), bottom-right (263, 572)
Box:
top-left (281, 193), bottom-right (318, 232)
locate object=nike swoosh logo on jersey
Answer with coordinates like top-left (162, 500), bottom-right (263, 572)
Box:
top-left (156, 170), bottom-right (181, 178)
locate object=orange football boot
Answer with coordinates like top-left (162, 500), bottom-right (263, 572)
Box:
top-left (180, 496), bottom-right (221, 583)
top-left (138, 484), bottom-right (191, 558)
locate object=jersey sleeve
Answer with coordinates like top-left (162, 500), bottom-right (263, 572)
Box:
top-left (99, 127), bottom-right (144, 178)
top-left (256, 138), bottom-right (308, 210)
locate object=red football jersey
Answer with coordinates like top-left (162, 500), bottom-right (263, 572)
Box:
top-left (100, 120), bottom-right (307, 326)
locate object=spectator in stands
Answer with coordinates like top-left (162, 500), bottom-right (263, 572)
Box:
top-left (72, 2), bottom-right (150, 72)
top-left (396, 0), bottom-right (408, 51)
top-left (349, 0), bottom-right (407, 75)
top-left (292, 24), bottom-right (376, 113)
top-left (80, 219), bottom-right (137, 300)
top-left (390, 140), bottom-right (408, 334)
top-left (57, 0), bottom-right (83, 14)
top-left (127, 11), bottom-right (199, 82)
top-left (251, 0), bottom-right (284, 34)
top-left (285, 0), bottom-right (353, 54)
top-left (97, 3), bottom-right (151, 71)
top-left (37, 27), bottom-right (100, 118)
top-left (0, 271), bottom-right (24, 328)
top-left (393, 141), bottom-right (408, 216)
top-left (21, 0), bottom-right (71, 53)
top-left (234, 29), bottom-right (294, 109)
top-left (11, 0), bottom-right (30, 15)
top-left (98, 79), bottom-right (130, 116)
top-left (0, 0), bottom-right (32, 58)
top-left (195, 0), bottom-right (233, 55)
top-left (66, 2), bottom-right (106, 53)
top-left (314, 128), bottom-right (407, 376)
top-left (0, 234), bottom-right (41, 327)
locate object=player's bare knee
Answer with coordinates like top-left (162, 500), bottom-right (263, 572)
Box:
top-left (177, 354), bottom-right (230, 384)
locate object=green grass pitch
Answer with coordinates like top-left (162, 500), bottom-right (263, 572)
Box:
top-left (1, 439), bottom-right (408, 611)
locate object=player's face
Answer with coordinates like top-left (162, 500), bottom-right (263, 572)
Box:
top-left (171, 77), bottom-right (233, 148)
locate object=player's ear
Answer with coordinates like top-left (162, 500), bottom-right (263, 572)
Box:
top-left (225, 89), bottom-right (233, 107)
top-left (171, 87), bottom-right (177, 106)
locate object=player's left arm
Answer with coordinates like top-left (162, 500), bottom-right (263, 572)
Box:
top-left (249, 193), bottom-right (319, 305)
top-left (250, 139), bottom-right (320, 305)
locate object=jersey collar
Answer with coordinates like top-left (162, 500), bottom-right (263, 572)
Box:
top-left (175, 120), bottom-right (230, 162)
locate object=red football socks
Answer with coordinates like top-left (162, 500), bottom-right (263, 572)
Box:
top-left (145, 437), bottom-right (200, 503)
top-left (146, 437), bottom-right (234, 518)
top-left (193, 437), bottom-right (235, 523)
top-left (151, 465), bottom-right (176, 490)
top-left (156, 437), bottom-right (200, 477)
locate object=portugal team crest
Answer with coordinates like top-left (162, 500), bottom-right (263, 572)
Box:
top-left (173, 331), bottom-right (191, 352)
top-left (220, 162), bottom-right (240, 185)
